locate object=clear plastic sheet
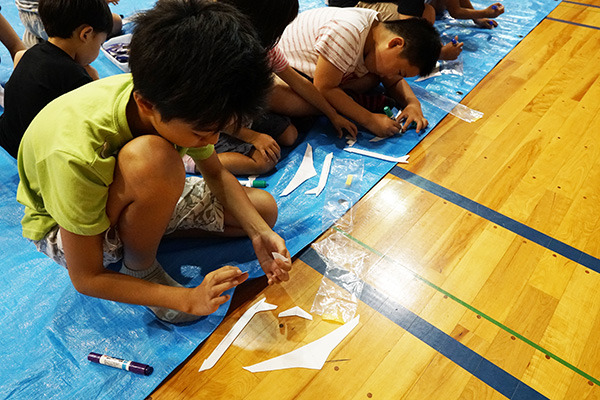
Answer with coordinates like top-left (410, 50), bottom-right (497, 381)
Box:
top-left (411, 84), bottom-right (483, 123)
top-left (322, 158), bottom-right (364, 231)
top-left (310, 230), bottom-right (371, 323)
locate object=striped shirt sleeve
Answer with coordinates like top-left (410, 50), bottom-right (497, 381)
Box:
top-left (268, 46), bottom-right (289, 74)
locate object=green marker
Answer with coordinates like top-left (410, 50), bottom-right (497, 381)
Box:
top-left (240, 179), bottom-right (268, 188)
top-left (385, 106), bottom-right (417, 131)
top-left (383, 106), bottom-right (394, 119)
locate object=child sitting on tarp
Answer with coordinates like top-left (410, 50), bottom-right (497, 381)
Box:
top-left (327, 0), bottom-right (504, 28)
top-left (16, 0), bottom-right (292, 324)
top-left (327, 0), bottom-right (435, 22)
top-left (15, 0), bottom-right (122, 48)
top-left (428, 0), bottom-right (504, 29)
top-left (183, 0), bottom-right (357, 176)
top-left (278, 7), bottom-right (440, 138)
top-left (0, 0), bottom-right (112, 159)
top-left (325, 1), bottom-right (463, 60)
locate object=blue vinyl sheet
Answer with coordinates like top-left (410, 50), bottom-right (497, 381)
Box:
top-left (0, 0), bottom-right (560, 398)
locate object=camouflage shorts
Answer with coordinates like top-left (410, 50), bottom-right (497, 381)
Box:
top-left (34, 176), bottom-right (224, 267)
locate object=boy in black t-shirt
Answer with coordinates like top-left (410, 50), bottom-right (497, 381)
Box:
top-left (0, 0), bottom-right (113, 158)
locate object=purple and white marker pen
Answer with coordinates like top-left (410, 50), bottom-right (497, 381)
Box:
top-left (88, 352), bottom-right (153, 376)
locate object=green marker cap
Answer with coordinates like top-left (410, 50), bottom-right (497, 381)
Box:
top-left (251, 180), bottom-right (268, 188)
top-left (383, 106), bottom-right (394, 119)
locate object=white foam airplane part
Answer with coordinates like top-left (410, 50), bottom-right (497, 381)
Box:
top-left (243, 315), bottom-right (360, 373)
top-left (280, 143), bottom-right (317, 197)
top-left (305, 152), bottom-right (333, 197)
top-left (199, 298), bottom-right (277, 372)
top-left (278, 306), bottom-right (313, 320)
top-left (343, 147), bottom-right (409, 163)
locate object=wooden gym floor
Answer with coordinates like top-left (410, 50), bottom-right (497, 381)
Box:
top-left (152, 1), bottom-right (600, 399)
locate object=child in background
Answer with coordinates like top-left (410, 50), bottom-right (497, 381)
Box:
top-left (193, 0), bottom-right (357, 176)
top-left (328, 0), bottom-right (504, 29)
top-left (0, 0), bottom-right (112, 158)
top-left (0, 11), bottom-right (26, 62)
top-left (326, 1), bottom-right (462, 60)
top-left (15, 0), bottom-right (122, 48)
top-left (428, 0), bottom-right (504, 29)
top-left (17, 0), bottom-right (291, 324)
top-left (278, 7), bottom-right (440, 137)
top-left (328, 0), bottom-right (436, 23)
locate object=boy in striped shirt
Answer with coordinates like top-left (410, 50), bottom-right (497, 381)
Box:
top-left (278, 7), bottom-right (440, 137)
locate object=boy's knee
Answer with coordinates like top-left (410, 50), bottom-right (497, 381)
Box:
top-left (118, 135), bottom-right (185, 190)
top-left (111, 13), bottom-right (123, 37)
top-left (423, 4), bottom-right (436, 25)
top-left (251, 153), bottom-right (278, 175)
top-left (277, 124), bottom-right (298, 147)
top-left (247, 188), bottom-right (278, 227)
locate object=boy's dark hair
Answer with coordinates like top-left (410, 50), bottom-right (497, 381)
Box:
top-left (130, 0), bottom-right (272, 133)
top-left (383, 18), bottom-right (441, 76)
top-left (39, 0), bottom-right (113, 39)
top-left (220, 0), bottom-right (298, 50)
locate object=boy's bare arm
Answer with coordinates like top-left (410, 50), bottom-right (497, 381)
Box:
top-left (313, 55), bottom-right (401, 137)
top-left (60, 227), bottom-right (245, 315)
top-left (0, 14), bottom-right (25, 61)
top-left (277, 65), bottom-right (357, 138)
top-left (196, 152), bottom-right (291, 284)
top-left (226, 126), bottom-right (281, 163)
top-left (382, 77), bottom-right (428, 133)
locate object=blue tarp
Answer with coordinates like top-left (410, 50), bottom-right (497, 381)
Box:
top-left (0, 0), bottom-right (560, 398)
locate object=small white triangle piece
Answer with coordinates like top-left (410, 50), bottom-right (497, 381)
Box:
top-left (243, 315), bottom-right (359, 372)
top-left (278, 306), bottom-right (313, 320)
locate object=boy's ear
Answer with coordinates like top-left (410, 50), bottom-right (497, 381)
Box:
top-left (133, 91), bottom-right (156, 117)
top-left (388, 37), bottom-right (406, 49)
top-left (77, 25), bottom-right (94, 42)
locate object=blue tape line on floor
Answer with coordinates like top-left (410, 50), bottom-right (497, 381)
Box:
top-left (546, 17), bottom-right (600, 30)
top-left (299, 247), bottom-right (548, 400)
top-left (390, 166), bottom-right (600, 273)
top-left (562, 1), bottom-right (600, 9)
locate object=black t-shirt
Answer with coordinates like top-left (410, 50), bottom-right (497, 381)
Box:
top-left (0, 41), bottom-right (92, 158)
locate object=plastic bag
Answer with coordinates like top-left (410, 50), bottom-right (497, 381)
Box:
top-left (310, 229), bottom-right (379, 323)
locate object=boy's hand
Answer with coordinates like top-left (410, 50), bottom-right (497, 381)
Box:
top-left (331, 114), bottom-right (358, 139)
top-left (251, 231), bottom-right (292, 285)
top-left (251, 133), bottom-right (281, 164)
top-left (368, 113), bottom-right (402, 138)
top-left (474, 18), bottom-right (499, 29)
top-left (397, 104), bottom-right (428, 133)
top-left (440, 37), bottom-right (463, 60)
top-left (188, 266), bottom-right (248, 315)
top-left (106, 0), bottom-right (120, 4)
top-left (485, 3), bottom-right (504, 18)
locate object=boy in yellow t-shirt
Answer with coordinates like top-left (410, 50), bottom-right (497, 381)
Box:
top-left (17, 0), bottom-right (292, 324)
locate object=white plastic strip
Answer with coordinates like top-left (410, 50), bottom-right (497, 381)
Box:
top-left (343, 147), bottom-right (409, 164)
top-left (305, 153), bottom-right (333, 196)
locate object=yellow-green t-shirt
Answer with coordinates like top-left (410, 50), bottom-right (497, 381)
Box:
top-left (17, 73), bottom-right (214, 240)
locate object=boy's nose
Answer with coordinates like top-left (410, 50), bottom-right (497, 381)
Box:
top-left (205, 132), bottom-right (220, 145)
